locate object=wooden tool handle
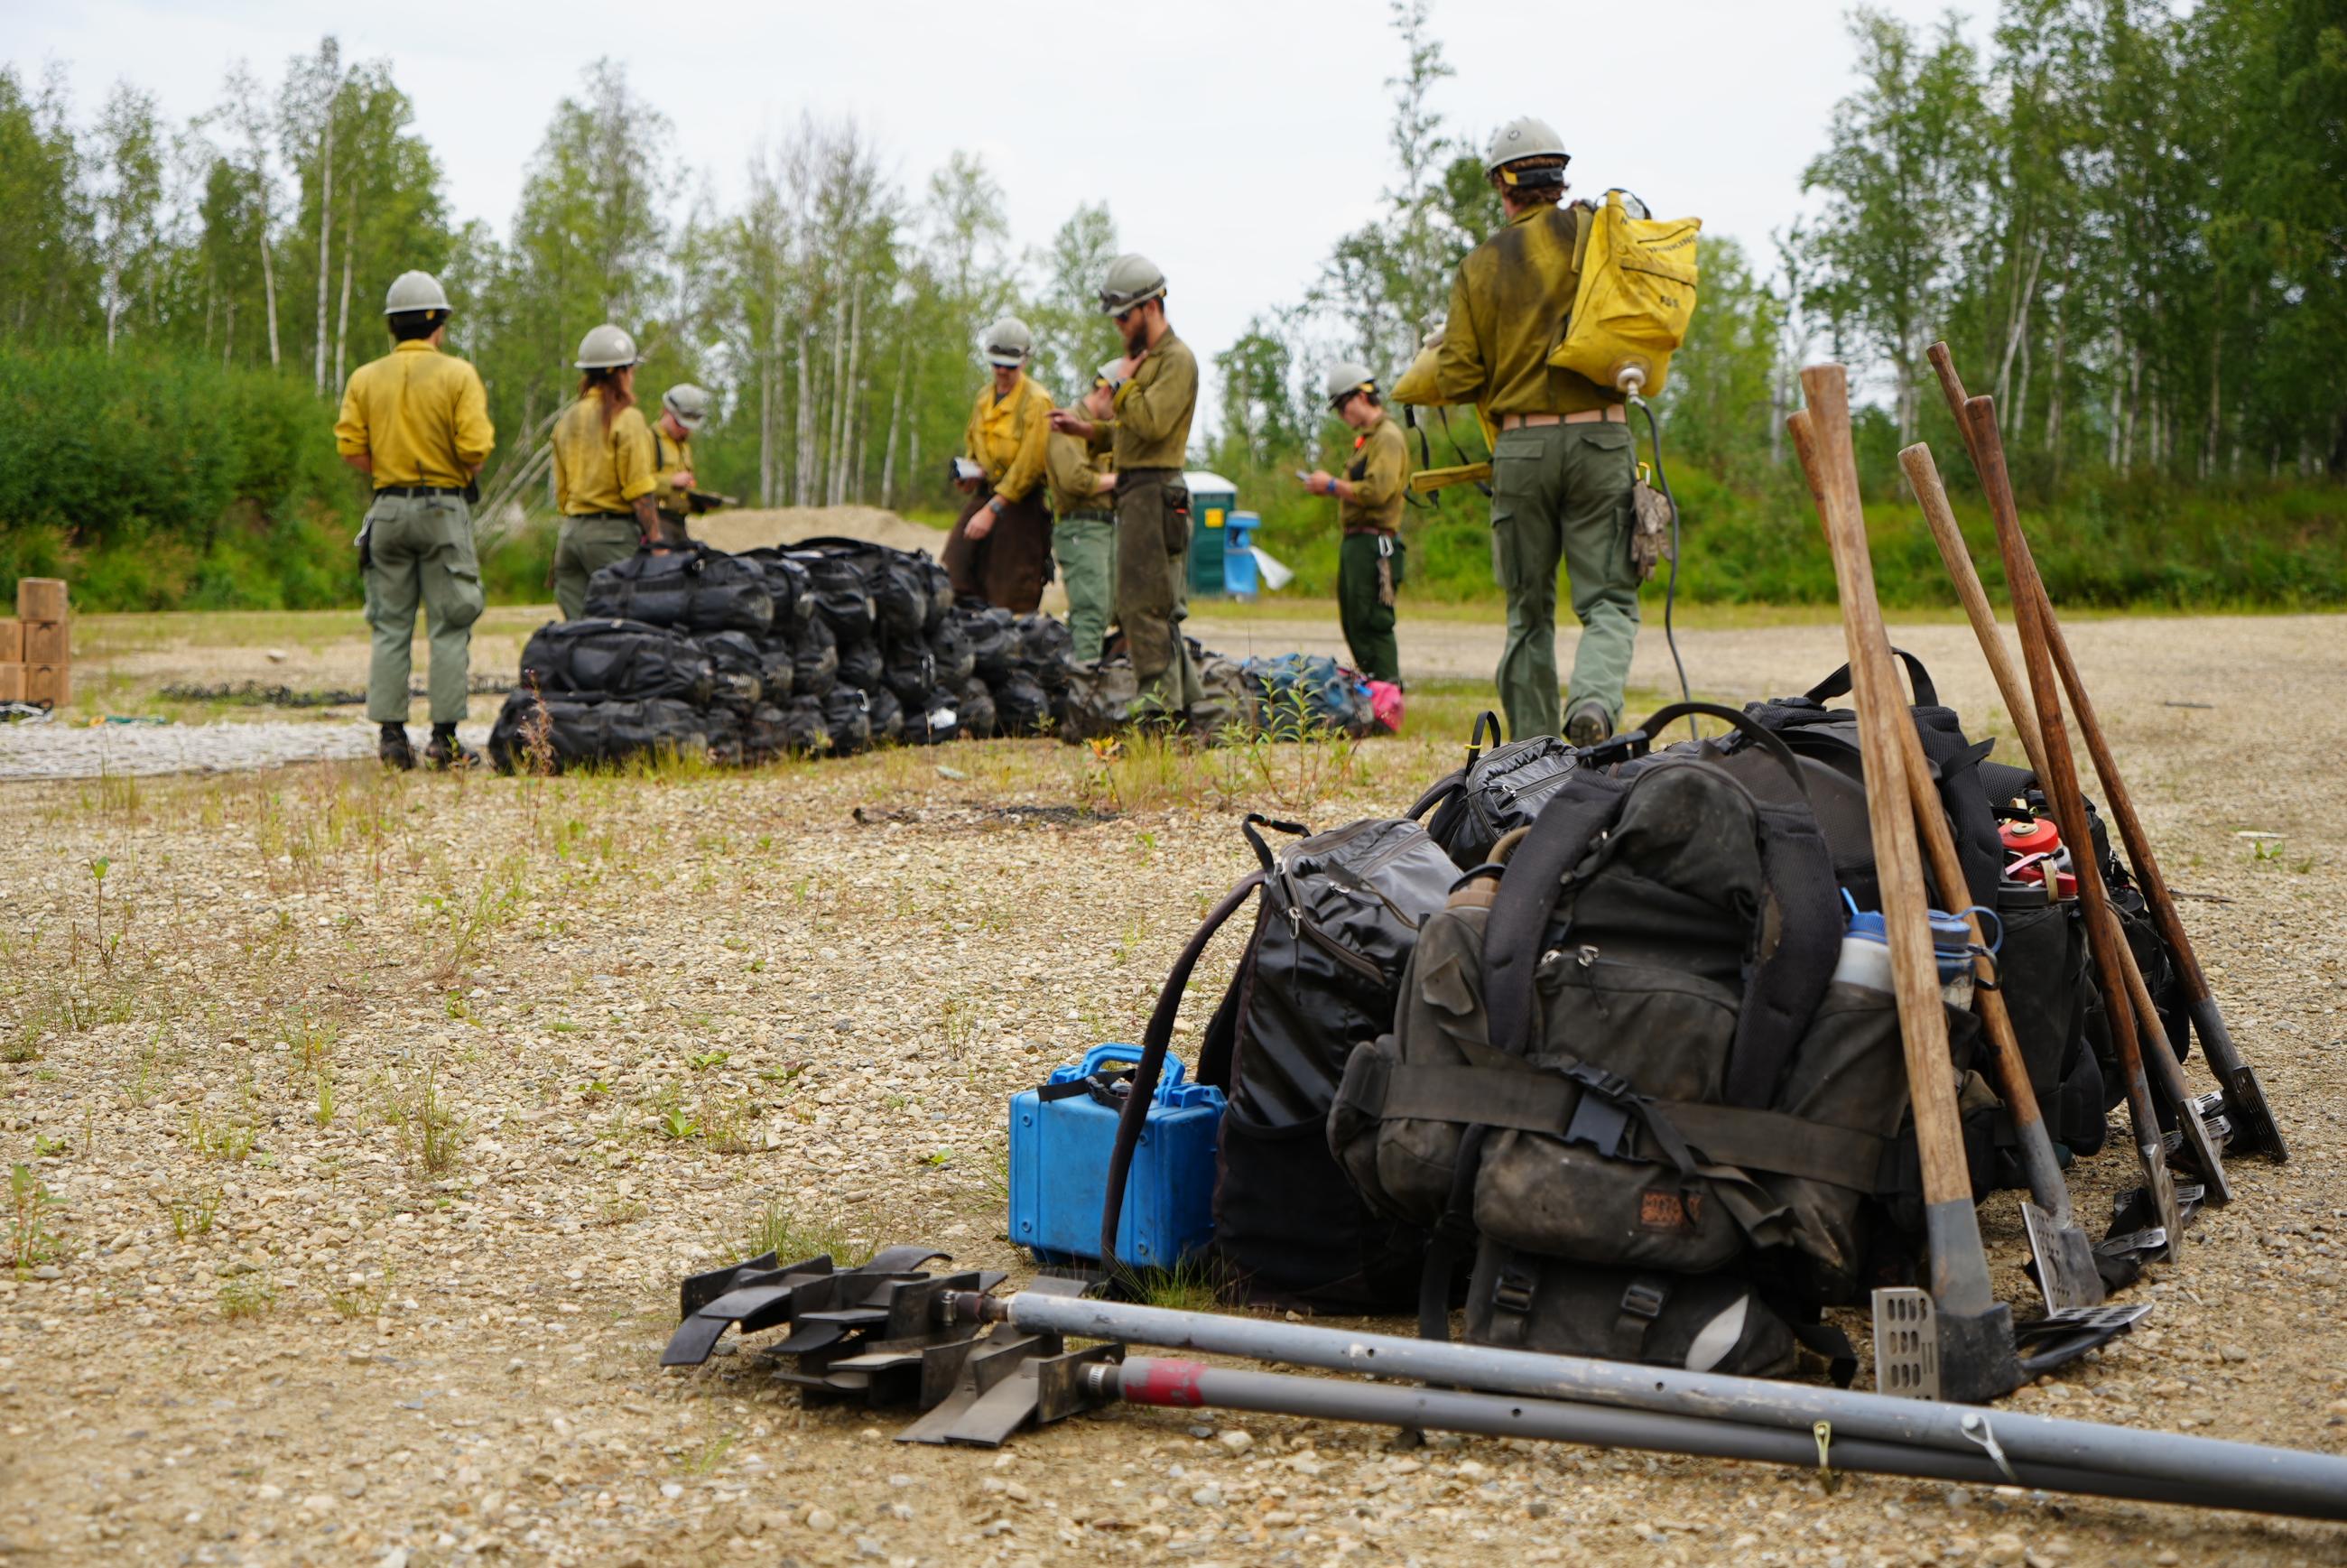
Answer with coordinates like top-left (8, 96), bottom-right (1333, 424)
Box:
top-left (1792, 378), bottom-right (1974, 1223)
top-left (1897, 443), bottom-right (2048, 778)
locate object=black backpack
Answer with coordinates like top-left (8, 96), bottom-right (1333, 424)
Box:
top-left (796, 536), bottom-right (932, 643)
top-left (1104, 814), bottom-right (1457, 1310)
top-left (1409, 712), bottom-right (1581, 869)
top-left (1331, 704), bottom-right (1924, 1375)
top-left (792, 615), bottom-right (839, 698)
top-left (582, 543), bottom-right (775, 636)
top-left (519, 618), bottom-right (714, 705)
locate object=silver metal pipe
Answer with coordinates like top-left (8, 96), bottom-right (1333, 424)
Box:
top-left (984, 1293), bottom-right (2347, 1518)
top-left (1100, 1359), bottom-right (2299, 1518)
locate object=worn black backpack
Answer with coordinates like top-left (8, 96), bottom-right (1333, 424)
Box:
top-left (1331, 704), bottom-right (1935, 1376)
top-left (1407, 713), bottom-right (1582, 870)
top-left (1103, 815), bottom-right (1458, 1310)
top-left (519, 618), bottom-right (714, 706)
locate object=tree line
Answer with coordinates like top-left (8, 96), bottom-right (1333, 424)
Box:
top-left (0, 0), bottom-right (2338, 610)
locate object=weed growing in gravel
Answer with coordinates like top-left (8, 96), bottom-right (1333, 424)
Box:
top-left (183, 1106), bottom-right (256, 1164)
top-left (657, 1107), bottom-right (700, 1141)
top-left (326, 1270), bottom-right (390, 1320)
top-left (218, 1270), bottom-right (275, 1319)
top-left (1133, 1253), bottom-right (1235, 1314)
top-left (312, 1070), bottom-right (337, 1127)
top-left (939, 997), bottom-right (976, 1062)
top-left (395, 1061), bottom-right (462, 1174)
top-left (700, 1095), bottom-right (756, 1154)
top-left (9, 1163), bottom-right (69, 1269)
top-left (737, 1202), bottom-right (871, 1268)
top-left (159, 1184), bottom-right (223, 1239)
top-left (86, 857), bottom-right (120, 973)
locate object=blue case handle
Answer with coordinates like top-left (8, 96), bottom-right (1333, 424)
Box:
top-left (1074, 1042), bottom-right (1187, 1091)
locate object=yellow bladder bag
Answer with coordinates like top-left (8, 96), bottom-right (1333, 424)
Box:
top-left (1549, 190), bottom-right (1702, 397)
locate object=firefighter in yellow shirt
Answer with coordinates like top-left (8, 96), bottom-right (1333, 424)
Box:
top-left (648, 384), bottom-right (710, 543)
top-left (1393, 116), bottom-right (1637, 746)
top-left (1302, 361), bottom-right (1407, 685)
top-left (334, 269), bottom-right (495, 770)
top-left (551, 324), bottom-right (660, 621)
top-left (943, 317), bottom-right (1056, 613)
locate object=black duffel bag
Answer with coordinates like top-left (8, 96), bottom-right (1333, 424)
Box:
top-left (487, 690), bottom-right (709, 774)
top-left (695, 630), bottom-right (765, 706)
top-left (793, 552), bottom-right (877, 642)
top-left (958, 676), bottom-right (997, 739)
top-left (519, 618), bottom-right (713, 706)
top-left (793, 615), bottom-right (839, 699)
top-left (837, 636), bottom-right (884, 694)
top-left (582, 544), bottom-right (775, 636)
top-left (953, 605), bottom-right (1017, 682)
top-left (820, 687), bottom-right (873, 756)
top-left (795, 537), bottom-right (932, 643)
top-left (990, 671), bottom-right (1053, 736)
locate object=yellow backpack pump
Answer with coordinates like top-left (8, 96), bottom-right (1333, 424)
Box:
top-left (1548, 189), bottom-right (1702, 398)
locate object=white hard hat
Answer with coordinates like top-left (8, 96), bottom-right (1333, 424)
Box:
top-left (575, 323), bottom-right (640, 370)
top-left (980, 316), bottom-right (1034, 367)
top-left (384, 270), bottom-right (450, 316)
top-left (1486, 116), bottom-right (1572, 183)
top-left (663, 384), bottom-right (711, 429)
top-left (1325, 360), bottom-right (1379, 406)
top-left (1099, 254), bottom-right (1168, 315)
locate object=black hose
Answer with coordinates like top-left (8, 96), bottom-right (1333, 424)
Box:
top-left (1630, 394), bottom-right (1694, 738)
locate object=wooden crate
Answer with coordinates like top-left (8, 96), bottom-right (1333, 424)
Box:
top-left (0, 617), bottom-right (19, 663)
top-left (15, 578), bottom-right (67, 623)
top-left (0, 663), bottom-right (23, 703)
top-left (24, 663), bottom-right (69, 709)
top-left (23, 619), bottom-right (67, 664)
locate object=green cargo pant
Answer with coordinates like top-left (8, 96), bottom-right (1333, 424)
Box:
top-left (1489, 422), bottom-right (1640, 740)
top-left (363, 492), bottom-right (485, 726)
top-left (1338, 531), bottom-right (1405, 685)
top-left (1053, 514), bottom-right (1118, 664)
top-left (1115, 469), bottom-right (1200, 717)
top-left (553, 514), bottom-right (644, 621)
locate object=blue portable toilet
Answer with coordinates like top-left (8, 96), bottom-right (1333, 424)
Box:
top-left (1184, 470), bottom-right (1239, 599)
top-left (1223, 511), bottom-right (1260, 599)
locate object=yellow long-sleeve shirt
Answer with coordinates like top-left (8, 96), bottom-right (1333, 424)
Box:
top-left (649, 423), bottom-right (696, 515)
top-left (961, 375), bottom-right (1054, 504)
top-left (1092, 330), bottom-right (1198, 469)
top-left (1339, 413), bottom-right (1409, 534)
top-left (1391, 203), bottom-right (1614, 418)
top-left (333, 339), bottom-right (495, 487)
top-left (552, 397), bottom-right (655, 516)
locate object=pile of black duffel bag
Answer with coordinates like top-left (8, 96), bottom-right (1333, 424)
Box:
top-left (487, 540), bottom-right (1080, 773)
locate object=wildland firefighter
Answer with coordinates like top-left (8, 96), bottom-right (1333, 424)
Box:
top-left (1049, 254), bottom-right (1201, 719)
top-left (1303, 360), bottom-right (1408, 686)
top-left (1046, 366), bottom-right (1119, 663)
top-left (335, 268), bottom-right (495, 771)
top-left (648, 383), bottom-right (710, 543)
top-left (552, 324), bottom-right (662, 622)
top-left (943, 316), bottom-right (1056, 614)
top-left (1394, 115), bottom-right (1637, 746)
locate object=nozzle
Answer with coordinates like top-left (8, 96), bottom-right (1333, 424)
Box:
top-left (1616, 365), bottom-right (1647, 399)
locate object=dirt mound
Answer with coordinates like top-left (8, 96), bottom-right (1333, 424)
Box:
top-left (690, 505), bottom-right (949, 559)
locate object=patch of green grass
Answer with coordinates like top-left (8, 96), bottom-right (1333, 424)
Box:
top-left (218, 1270), bottom-right (276, 1320)
top-left (735, 1202), bottom-right (872, 1269)
top-left (159, 1184), bottom-right (223, 1240)
top-left (9, 1163), bottom-right (70, 1270)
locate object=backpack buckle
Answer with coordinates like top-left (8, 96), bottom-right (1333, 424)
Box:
top-left (1563, 1093), bottom-right (1632, 1158)
top-left (1619, 1279), bottom-right (1667, 1322)
top-left (1491, 1264), bottom-right (1537, 1316)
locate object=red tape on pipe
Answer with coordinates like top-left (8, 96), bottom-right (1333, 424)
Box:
top-left (1128, 1359), bottom-right (1209, 1408)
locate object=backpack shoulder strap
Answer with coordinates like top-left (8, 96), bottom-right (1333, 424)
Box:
top-left (1722, 794), bottom-right (1842, 1107)
top-left (1481, 773), bottom-right (1630, 1057)
top-left (1099, 869), bottom-right (1266, 1270)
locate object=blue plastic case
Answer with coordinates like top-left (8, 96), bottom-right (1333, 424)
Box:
top-left (1007, 1043), bottom-right (1224, 1268)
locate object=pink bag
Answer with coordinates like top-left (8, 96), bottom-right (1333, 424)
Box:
top-left (1367, 680), bottom-right (1405, 733)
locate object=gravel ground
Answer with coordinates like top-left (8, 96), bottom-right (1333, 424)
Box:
top-left (1, 612), bottom-right (2342, 1568)
top-left (0, 721), bottom-right (495, 782)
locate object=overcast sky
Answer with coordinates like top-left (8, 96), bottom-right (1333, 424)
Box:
top-left (12, 0), bottom-right (1990, 402)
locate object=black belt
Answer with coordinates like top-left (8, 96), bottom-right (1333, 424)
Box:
top-left (1061, 509), bottom-right (1114, 524)
top-left (375, 484), bottom-right (465, 498)
top-left (566, 511), bottom-right (637, 523)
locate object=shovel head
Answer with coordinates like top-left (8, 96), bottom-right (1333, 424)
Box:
top-left (2021, 1202), bottom-right (2107, 1311)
